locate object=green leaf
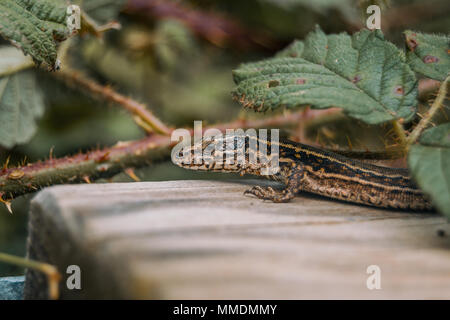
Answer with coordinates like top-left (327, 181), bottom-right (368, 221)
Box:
top-left (404, 31), bottom-right (450, 81)
top-left (0, 0), bottom-right (70, 69)
top-left (408, 123), bottom-right (450, 217)
top-left (0, 47), bottom-right (45, 148)
top-left (232, 27), bottom-right (418, 125)
top-left (275, 40), bottom-right (304, 58)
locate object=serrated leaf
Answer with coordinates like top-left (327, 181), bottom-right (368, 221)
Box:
top-left (0, 0), bottom-right (70, 69)
top-left (408, 123), bottom-right (450, 217)
top-left (232, 27), bottom-right (418, 125)
top-left (275, 40), bottom-right (304, 58)
top-left (404, 31), bottom-right (450, 81)
top-left (0, 47), bottom-right (45, 148)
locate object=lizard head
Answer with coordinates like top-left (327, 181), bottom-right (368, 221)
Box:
top-left (172, 134), bottom-right (247, 173)
top-left (172, 133), bottom-right (280, 176)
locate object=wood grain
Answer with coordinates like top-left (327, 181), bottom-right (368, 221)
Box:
top-left (24, 180), bottom-right (450, 299)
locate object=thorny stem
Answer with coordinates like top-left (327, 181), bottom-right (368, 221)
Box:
top-left (0, 135), bottom-right (172, 201)
top-left (407, 76), bottom-right (449, 147)
top-left (80, 11), bottom-right (121, 37)
top-left (1, 47), bottom-right (169, 136)
top-left (0, 252), bottom-right (61, 300)
top-left (54, 68), bottom-right (172, 136)
top-left (0, 111), bottom-right (306, 202)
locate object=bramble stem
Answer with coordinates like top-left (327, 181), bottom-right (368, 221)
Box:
top-left (0, 135), bottom-right (172, 201)
top-left (0, 252), bottom-right (61, 300)
top-left (407, 76), bottom-right (449, 147)
top-left (54, 68), bottom-right (172, 135)
top-left (0, 111), bottom-right (306, 201)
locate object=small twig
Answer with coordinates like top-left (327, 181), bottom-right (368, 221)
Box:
top-left (0, 252), bottom-right (61, 300)
top-left (54, 68), bottom-right (172, 136)
top-left (391, 119), bottom-right (408, 152)
top-left (407, 76), bottom-right (449, 147)
top-left (79, 11), bottom-right (121, 37)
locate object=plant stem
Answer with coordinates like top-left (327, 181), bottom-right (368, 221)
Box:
top-left (0, 44), bottom-right (170, 136)
top-left (54, 68), bottom-right (172, 135)
top-left (0, 111), bottom-right (306, 201)
top-left (407, 75), bottom-right (449, 147)
top-left (0, 252), bottom-right (61, 300)
top-left (392, 119), bottom-right (408, 152)
top-left (0, 135), bottom-right (172, 201)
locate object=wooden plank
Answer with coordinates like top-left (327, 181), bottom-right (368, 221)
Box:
top-left (24, 180), bottom-right (450, 299)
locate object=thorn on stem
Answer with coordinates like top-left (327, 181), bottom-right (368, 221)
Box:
top-left (49, 146), bottom-right (55, 160)
top-left (2, 155), bottom-right (11, 173)
top-left (0, 196), bottom-right (12, 214)
top-left (83, 176), bottom-right (91, 184)
top-left (125, 168), bottom-right (141, 182)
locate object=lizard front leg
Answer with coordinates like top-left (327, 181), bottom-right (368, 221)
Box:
top-left (244, 163), bottom-right (304, 203)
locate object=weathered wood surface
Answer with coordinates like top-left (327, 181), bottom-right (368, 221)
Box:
top-left (24, 180), bottom-right (450, 299)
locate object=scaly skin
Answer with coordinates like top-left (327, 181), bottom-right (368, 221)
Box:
top-left (174, 135), bottom-right (433, 211)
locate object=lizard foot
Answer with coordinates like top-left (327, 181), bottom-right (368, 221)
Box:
top-left (244, 186), bottom-right (294, 203)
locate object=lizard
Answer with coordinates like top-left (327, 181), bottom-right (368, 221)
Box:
top-left (173, 134), bottom-right (433, 211)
